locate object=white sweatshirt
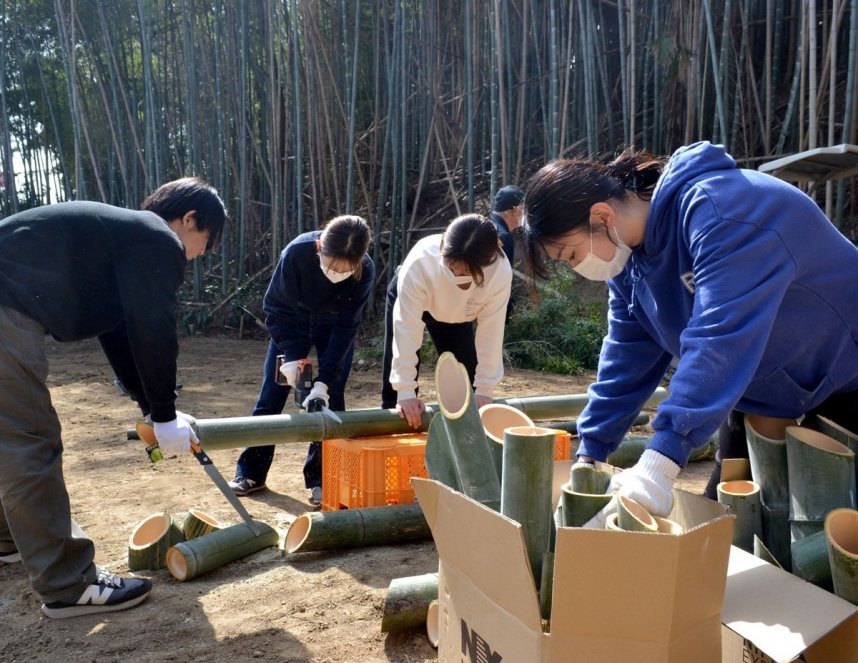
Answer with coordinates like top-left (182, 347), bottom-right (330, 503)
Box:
top-left (390, 234), bottom-right (512, 401)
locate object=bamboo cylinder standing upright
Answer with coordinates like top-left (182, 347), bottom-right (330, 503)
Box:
top-left (479, 402), bottom-right (534, 481)
top-left (825, 508), bottom-right (858, 605)
top-left (814, 416), bottom-right (858, 491)
top-left (745, 415), bottom-right (793, 568)
top-left (432, 352), bottom-right (500, 507)
top-left (785, 426), bottom-right (856, 541)
top-left (717, 480), bottom-right (763, 553)
top-left (500, 425), bottom-right (556, 590)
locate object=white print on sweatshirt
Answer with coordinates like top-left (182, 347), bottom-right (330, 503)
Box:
top-left (390, 234), bottom-right (512, 401)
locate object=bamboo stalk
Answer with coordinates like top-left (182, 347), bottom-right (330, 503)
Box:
top-left (786, 426), bottom-right (856, 541)
top-left (380, 572), bottom-right (438, 633)
top-left (434, 352), bottom-right (499, 505)
top-left (717, 480), bottom-right (763, 553)
top-left (166, 521), bottom-right (278, 581)
top-left (479, 402), bottom-right (534, 480)
top-left (283, 503), bottom-right (431, 553)
top-left (814, 416), bottom-right (858, 490)
top-left (500, 425), bottom-right (555, 589)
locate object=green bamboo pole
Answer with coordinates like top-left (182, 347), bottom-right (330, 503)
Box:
top-left (434, 352), bottom-right (500, 505)
top-left (128, 512), bottom-right (185, 571)
top-left (500, 425), bottom-right (555, 589)
top-left (128, 388), bottom-right (669, 450)
top-left (617, 495), bottom-right (658, 533)
top-left (283, 503), bottom-right (431, 553)
top-left (166, 521), bottom-right (278, 581)
top-left (791, 529), bottom-right (833, 590)
top-left (826, 508), bottom-right (858, 605)
top-left (786, 426), bottom-right (856, 541)
top-left (380, 572), bottom-right (438, 633)
top-left (717, 480), bottom-right (763, 553)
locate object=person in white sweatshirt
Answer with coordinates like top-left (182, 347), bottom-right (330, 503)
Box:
top-left (381, 213), bottom-right (513, 428)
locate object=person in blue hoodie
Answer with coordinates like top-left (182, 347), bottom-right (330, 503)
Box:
top-left (522, 142), bottom-right (858, 522)
top-left (229, 216), bottom-right (374, 506)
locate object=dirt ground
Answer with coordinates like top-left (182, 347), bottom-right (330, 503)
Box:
top-left (0, 335), bottom-right (713, 663)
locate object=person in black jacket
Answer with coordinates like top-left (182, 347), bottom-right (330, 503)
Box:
top-left (0, 178), bottom-right (226, 618)
top-left (229, 216), bottom-right (374, 506)
top-left (490, 185), bottom-right (524, 319)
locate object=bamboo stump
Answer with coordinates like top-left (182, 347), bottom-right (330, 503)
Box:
top-left (717, 480), bottom-right (763, 553)
top-left (786, 426), bottom-right (855, 541)
top-left (128, 512), bottom-right (185, 571)
top-left (560, 464), bottom-right (613, 528)
top-left (380, 572), bottom-right (438, 633)
top-left (825, 508), bottom-right (858, 605)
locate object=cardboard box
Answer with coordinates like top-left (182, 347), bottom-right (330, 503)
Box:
top-left (721, 546), bottom-right (858, 662)
top-left (413, 471), bottom-right (734, 663)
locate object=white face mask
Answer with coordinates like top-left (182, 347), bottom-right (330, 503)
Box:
top-left (442, 262), bottom-right (473, 287)
top-left (320, 261), bottom-right (353, 283)
top-left (573, 225), bottom-right (632, 281)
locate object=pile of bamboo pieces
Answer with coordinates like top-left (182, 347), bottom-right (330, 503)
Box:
top-left (719, 415), bottom-right (858, 604)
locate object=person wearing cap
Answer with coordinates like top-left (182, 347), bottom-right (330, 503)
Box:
top-left (491, 185), bottom-right (525, 265)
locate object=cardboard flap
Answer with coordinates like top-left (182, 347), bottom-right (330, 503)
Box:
top-left (723, 547), bottom-right (858, 663)
top-left (412, 478), bottom-right (543, 630)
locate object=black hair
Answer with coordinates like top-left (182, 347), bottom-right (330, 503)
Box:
top-left (319, 215), bottom-right (372, 279)
top-left (141, 177), bottom-right (227, 251)
top-left (439, 213), bottom-right (503, 287)
top-left (523, 149), bottom-right (665, 279)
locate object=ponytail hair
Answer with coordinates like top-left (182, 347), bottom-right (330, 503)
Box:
top-left (319, 215), bottom-right (372, 279)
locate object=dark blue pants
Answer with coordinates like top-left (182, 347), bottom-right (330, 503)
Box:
top-left (380, 266), bottom-right (477, 408)
top-left (234, 318), bottom-right (353, 489)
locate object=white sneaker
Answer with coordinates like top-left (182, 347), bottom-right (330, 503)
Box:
top-left (309, 486), bottom-right (323, 506)
top-left (0, 548), bottom-right (21, 563)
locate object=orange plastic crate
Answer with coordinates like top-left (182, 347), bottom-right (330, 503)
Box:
top-left (321, 434), bottom-right (428, 510)
top-left (551, 430), bottom-right (572, 460)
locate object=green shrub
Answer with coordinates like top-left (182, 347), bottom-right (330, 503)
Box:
top-left (504, 264), bottom-right (608, 374)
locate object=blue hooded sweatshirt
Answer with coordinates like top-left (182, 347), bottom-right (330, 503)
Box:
top-left (576, 142), bottom-right (858, 466)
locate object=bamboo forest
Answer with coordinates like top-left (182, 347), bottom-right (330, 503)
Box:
top-left (2, 1), bottom-right (857, 326)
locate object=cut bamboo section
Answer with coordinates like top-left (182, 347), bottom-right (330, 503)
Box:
top-left (380, 572), bottom-right (438, 633)
top-left (791, 529), bottom-right (832, 590)
top-left (479, 402), bottom-right (534, 480)
top-left (500, 425), bottom-right (555, 589)
top-left (745, 415), bottom-right (792, 568)
top-left (283, 503), bottom-right (431, 553)
top-left (182, 508), bottom-right (222, 540)
top-left (128, 512), bottom-right (185, 571)
top-left (825, 508), bottom-right (858, 605)
top-left (569, 463), bottom-right (611, 495)
top-left (786, 426), bottom-right (856, 541)
top-left (560, 482), bottom-right (613, 528)
top-left (815, 416), bottom-right (858, 490)
top-left (717, 480), bottom-right (763, 553)
top-left (434, 352), bottom-right (500, 505)
top-left (166, 521), bottom-right (278, 581)
top-left (424, 411), bottom-right (462, 492)
top-left (616, 495), bottom-right (658, 533)
top-left (653, 516), bottom-right (683, 535)
top-left (426, 599), bottom-right (439, 648)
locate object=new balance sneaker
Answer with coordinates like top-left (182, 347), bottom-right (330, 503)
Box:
top-left (0, 547), bottom-right (21, 563)
top-left (228, 476), bottom-right (266, 496)
top-left (41, 568), bottom-right (152, 619)
top-left (309, 486), bottom-right (323, 506)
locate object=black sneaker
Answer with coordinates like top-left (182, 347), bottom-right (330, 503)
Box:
top-left (41, 568), bottom-right (152, 619)
top-left (0, 548), bottom-right (21, 563)
top-left (228, 476), bottom-right (266, 496)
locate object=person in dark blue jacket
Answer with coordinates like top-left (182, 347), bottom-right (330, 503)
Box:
top-left (229, 216), bottom-right (374, 506)
top-left (522, 142), bottom-right (858, 522)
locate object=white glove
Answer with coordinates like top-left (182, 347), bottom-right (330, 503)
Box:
top-left (153, 417), bottom-right (199, 455)
top-left (175, 410), bottom-right (197, 425)
top-left (279, 360), bottom-right (300, 388)
top-left (302, 381), bottom-right (330, 409)
top-left (582, 449), bottom-right (681, 528)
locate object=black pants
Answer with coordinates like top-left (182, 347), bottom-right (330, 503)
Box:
top-left (380, 267), bottom-right (477, 408)
top-left (703, 389), bottom-right (858, 499)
